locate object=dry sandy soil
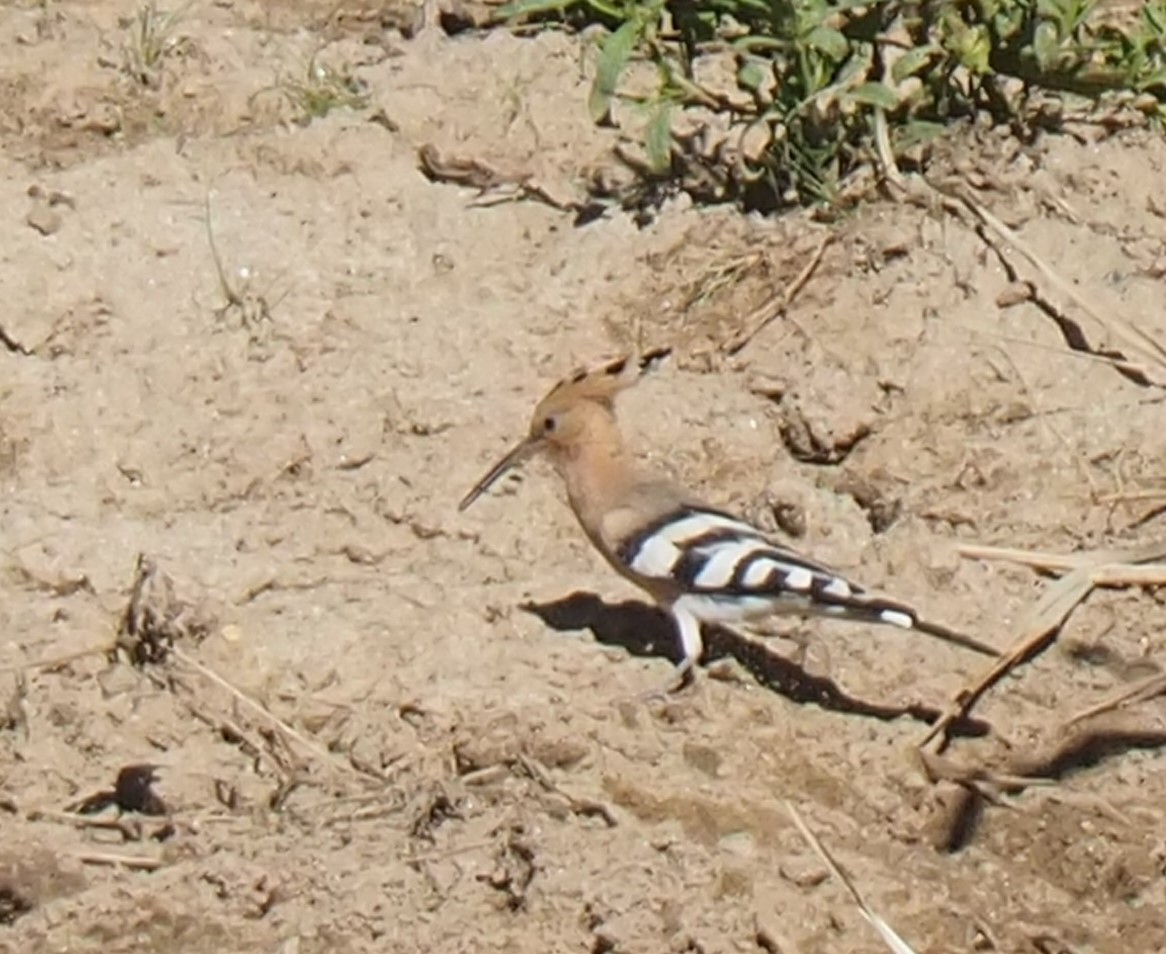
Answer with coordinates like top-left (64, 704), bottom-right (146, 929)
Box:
top-left (3, 2), bottom-right (1166, 952)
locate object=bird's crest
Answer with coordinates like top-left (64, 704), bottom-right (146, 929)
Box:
top-left (541, 346), bottom-right (671, 408)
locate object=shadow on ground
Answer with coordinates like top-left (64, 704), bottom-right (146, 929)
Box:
top-left (522, 590), bottom-right (992, 735)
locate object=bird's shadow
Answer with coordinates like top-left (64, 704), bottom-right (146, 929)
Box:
top-left (521, 591), bottom-right (990, 736)
top-left (937, 725), bottom-right (1166, 851)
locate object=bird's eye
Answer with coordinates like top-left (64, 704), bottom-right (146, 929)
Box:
top-left (543, 416), bottom-right (557, 433)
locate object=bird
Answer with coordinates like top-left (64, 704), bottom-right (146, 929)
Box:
top-left (70, 764), bottom-right (169, 816)
top-left (459, 349), bottom-right (999, 693)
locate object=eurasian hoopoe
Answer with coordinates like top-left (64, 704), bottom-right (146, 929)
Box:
top-left (460, 350), bottom-right (999, 691)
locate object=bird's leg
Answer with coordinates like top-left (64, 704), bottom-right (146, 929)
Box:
top-left (630, 604), bottom-right (703, 703)
top-left (784, 629), bottom-right (811, 669)
top-left (633, 655), bottom-right (696, 704)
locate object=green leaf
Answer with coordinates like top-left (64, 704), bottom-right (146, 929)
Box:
top-left (804, 26), bottom-right (849, 61)
top-left (737, 60), bottom-right (767, 92)
top-left (644, 101), bottom-right (673, 172)
top-left (731, 36), bottom-right (787, 54)
top-left (494, 0), bottom-right (576, 20)
top-left (588, 19), bottom-right (644, 124)
top-left (957, 23), bottom-right (993, 74)
top-left (1145, 1), bottom-right (1166, 37)
top-left (895, 120), bottom-right (947, 151)
top-left (891, 44), bottom-right (937, 83)
top-left (1136, 68), bottom-right (1166, 91)
top-left (1032, 20), bottom-right (1062, 72)
top-left (843, 81), bottom-right (900, 109)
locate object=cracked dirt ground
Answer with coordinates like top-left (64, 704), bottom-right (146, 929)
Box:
top-left (2, 2), bottom-right (1166, 952)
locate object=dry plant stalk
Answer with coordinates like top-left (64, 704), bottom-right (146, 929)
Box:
top-left (873, 109), bottom-right (1166, 388)
top-left (76, 851), bottom-right (163, 871)
top-left (171, 647), bottom-right (382, 785)
top-left (785, 801), bottom-right (918, 954)
top-left (722, 235), bottom-right (832, 355)
top-left (919, 541), bottom-right (1166, 753)
top-left (1067, 673), bottom-right (1166, 727)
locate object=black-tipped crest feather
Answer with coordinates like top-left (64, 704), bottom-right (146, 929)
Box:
top-left (545, 346), bottom-right (671, 405)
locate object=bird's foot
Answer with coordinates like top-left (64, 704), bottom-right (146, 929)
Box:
top-left (630, 659), bottom-right (696, 705)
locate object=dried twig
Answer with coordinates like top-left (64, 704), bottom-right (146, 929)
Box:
top-left (171, 647), bottom-right (380, 784)
top-left (722, 235), bottom-right (832, 355)
top-left (957, 541), bottom-right (1166, 573)
top-left (918, 567), bottom-right (1092, 751)
top-left (920, 541), bottom-right (1166, 751)
top-left (951, 189), bottom-right (1166, 383)
top-left (1067, 673), bottom-right (1166, 727)
top-left (204, 195), bottom-right (283, 327)
top-left (874, 114), bottom-right (1166, 387)
top-left (406, 838), bottom-right (496, 867)
top-left (76, 851), bottom-right (164, 871)
top-left (0, 646), bottom-right (109, 675)
top-left (28, 809), bottom-right (154, 841)
top-left (785, 801), bottom-right (918, 954)
top-left (515, 755), bottom-right (618, 827)
top-left (916, 748), bottom-right (1054, 807)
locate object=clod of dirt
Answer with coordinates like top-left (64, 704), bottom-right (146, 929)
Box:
top-left (477, 823), bottom-right (537, 911)
top-left (26, 203), bottom-right (62, 237)
top-left (0, 849), bottom-right (85, 926)
top-left (25, 185), bottom-right (74, 237)
top-left (70, 764), bottom-right (169, 817)
top-left (682, 742), bottom-right (723, 778)
top-left (455, 715), bottom-right (592, 775)
top-left (453, 713), bottom-right (523, 774)
top-left (526, 731), bottom-right (589, 771)
top-left (378, 0), bottom-right (426, 37)
top-left (743, 488), bottom-right (808, 539)
top-left (0, 882), bottom-right (33, 926)
top-left (408, 784), bottom-right (463, 842)
top-left (828, 469), bottom-right (903, 534)
top-left (770, 368), bottom-right (882, 466)
top-left (777, 398), bottom-right (872, 465)
top-left (437, 0), bottom-right (496, 34)
top-left (116, 554), bottom-right (214, 666)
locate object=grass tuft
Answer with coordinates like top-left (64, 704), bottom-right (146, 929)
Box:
top-left (253, 54), bottom-right (370, 126)
top-left (120, 1), bottom-right (188, 89)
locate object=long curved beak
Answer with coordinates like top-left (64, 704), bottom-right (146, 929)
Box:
top-left (459, 438), bottom-right (538, 511)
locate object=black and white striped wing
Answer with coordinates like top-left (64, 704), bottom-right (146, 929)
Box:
top-left (616, 507), bottom-right (917, 628)
top-left (616, 506), bottom-right (998, 655)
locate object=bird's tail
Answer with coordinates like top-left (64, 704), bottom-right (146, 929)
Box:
top-left (884, 605), bottom-right (1000, 657)
top-left (780, 589), bottom-right (1001, 657)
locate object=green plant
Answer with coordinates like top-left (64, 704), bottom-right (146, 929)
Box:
top-left (494, 0), bottom-right (1166, 208)
top-left (255, 55), bottom-right (370, 126)
top-left (121, 1), bottom-right (187, 88)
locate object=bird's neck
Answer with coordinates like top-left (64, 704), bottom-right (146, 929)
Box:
top-left (553, 420), bottom-right (638, 533)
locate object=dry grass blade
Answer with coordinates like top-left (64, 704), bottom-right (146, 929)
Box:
top-left (875, 118), bottom-right (1166, 388)
top-left (922, 541), bottom-right (1166, 750)
top-left (406, 838), bottom-right (496, 867)
top-left (0, 646), bottom-right (107, 674)
top-left (1067, 673), bottom-right (1166, 727)
top-left (952, 188), bottom-right (1166, 381)
top-left (958, 541), bottom-right (1166, 572)
top-left (76, 851), bottom-right (164, 871)
top-left (784, 801), bottom-right (918, 954)
top-left (171, 647), bottom-right (380, 785)
top-left (722, 235), bottom-right (832, 355)
top-left (1097, 489), bottom-right (1166, 504)
top-left (919, 566), bottom-right (1094, 750)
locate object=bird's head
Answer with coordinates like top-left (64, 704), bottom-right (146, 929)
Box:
top-left (458, 348), bottom-right (669, 511)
